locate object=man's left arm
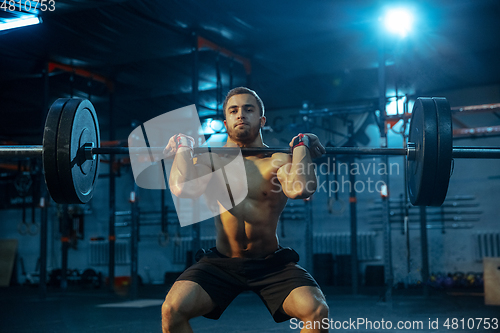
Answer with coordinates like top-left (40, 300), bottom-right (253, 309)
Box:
top-left (277, 133), bottom-right (325, 199)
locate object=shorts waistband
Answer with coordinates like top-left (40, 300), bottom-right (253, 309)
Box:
top-left (195, 246), bottom-right (299, 269)
top-left (210, 246), bottom-right (284, 259)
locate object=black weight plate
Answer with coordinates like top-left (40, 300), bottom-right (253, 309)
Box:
top-left (430, 97), bottom-right (453, 206)
top-left (57, 99), bottom-right (100, 204)
top-left (407, 98), bottom-right (439, 206)
top-left (43, 98), bottom-right (72, 204)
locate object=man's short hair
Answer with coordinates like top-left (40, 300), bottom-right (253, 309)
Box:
top-left (222, 87), bottom-right (265, 119)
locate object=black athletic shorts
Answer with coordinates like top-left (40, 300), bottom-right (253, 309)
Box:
top-left (176, 246), bottom-right (320, 323)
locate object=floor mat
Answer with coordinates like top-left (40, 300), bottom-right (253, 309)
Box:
top-left (97, 299), bottom-right (164, 308)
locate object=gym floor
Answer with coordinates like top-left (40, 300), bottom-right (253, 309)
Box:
top-left (1, 285), bottom-right (498, 333)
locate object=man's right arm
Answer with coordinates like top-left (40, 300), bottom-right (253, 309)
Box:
top-left (165, 134), bottom-right (213, 198)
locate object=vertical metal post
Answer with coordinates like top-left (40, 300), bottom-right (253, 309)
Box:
top-left (40, 63), bottom-right (50, 137)
top-left (108, 92), bottom-right (116, 292)
top-left (381, 170), bottom-right (393, 300)
top-left (347, 123), bottom-right (358, 295)
top-left (377, 36), bottom-right (386, 136)
top-left (420, 206), bottom-right (430, 297)
top-left (378, 32), bottom-right (393, 303)
top-left (60, 204), bottom-right (69, 291)
top-left (349, 163), bottom-right (358, 295)
top-left (39, 63), bottom-right (49, 299)
top-left (191, 32), bottom-right (201, 264)
top-left (130, 183), bottom-right (139, 299)
top-left (39, 193), bottom-right (48, 298)
top-left (403, 115), bottom-right (411, 278)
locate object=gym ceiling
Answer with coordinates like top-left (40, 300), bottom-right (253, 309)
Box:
top-left (1, 0), bottom-right (500, 141)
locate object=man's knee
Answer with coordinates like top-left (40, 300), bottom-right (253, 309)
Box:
top-left (315, 301), bottom-right (329, 319)
top-left (161, 299), bottom-right (187, 332)
top-left (302, 299), bottom-right (329, 321)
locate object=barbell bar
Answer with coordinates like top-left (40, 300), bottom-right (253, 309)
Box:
top-left (0, 97), bottom-right (498, 206)
top-left (2, 145), bottom-right (500, 159)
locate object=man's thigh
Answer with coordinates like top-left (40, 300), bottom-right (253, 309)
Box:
top-left (164, 280), bottom-right (216, 318)
top-left (253, 262), bottom-right (320, 322)
top-left (174, 260), bottom-right (246, 319)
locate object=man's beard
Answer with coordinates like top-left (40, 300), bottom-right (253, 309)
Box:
top-left (227, 123), bottom-right (260, 145)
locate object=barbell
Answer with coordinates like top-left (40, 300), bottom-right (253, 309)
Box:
top-left (0, 97), bottom-right (499, 206)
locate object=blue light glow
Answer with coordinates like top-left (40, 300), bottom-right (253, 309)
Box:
top-left (0, 16), bottom-right (41, 32)
top-left (386, 97), bottom-right (406, 116)
top-left (383, 8), bottom-right (413, 38)
top-left (199, 118), bottom-right (226, 135)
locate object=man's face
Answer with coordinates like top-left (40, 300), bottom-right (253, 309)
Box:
top-left (224, 94), bottom-right (265, 144)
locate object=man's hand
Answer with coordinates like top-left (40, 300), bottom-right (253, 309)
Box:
top-left (163, 133), bottom-right (195, 158)
top-left (289, 133), bottom-right (326, 159)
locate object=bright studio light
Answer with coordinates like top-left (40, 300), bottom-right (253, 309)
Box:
top-left (384, 8), bottom-right (413, 38)
top-left (386, 97), bottom-right (405, 116)
top-left (199, 118), bottom-right (226, 135)
top-left (0, 16), bottom-right (42, 32)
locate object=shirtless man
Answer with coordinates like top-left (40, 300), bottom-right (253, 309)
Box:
top-left (161, 87), bottom-right (329, 333)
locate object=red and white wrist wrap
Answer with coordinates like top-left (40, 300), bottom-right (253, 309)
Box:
top-left (175, 134), bottom-right (194, 151)
top-left (292, 133), bottom-right (310, 151)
